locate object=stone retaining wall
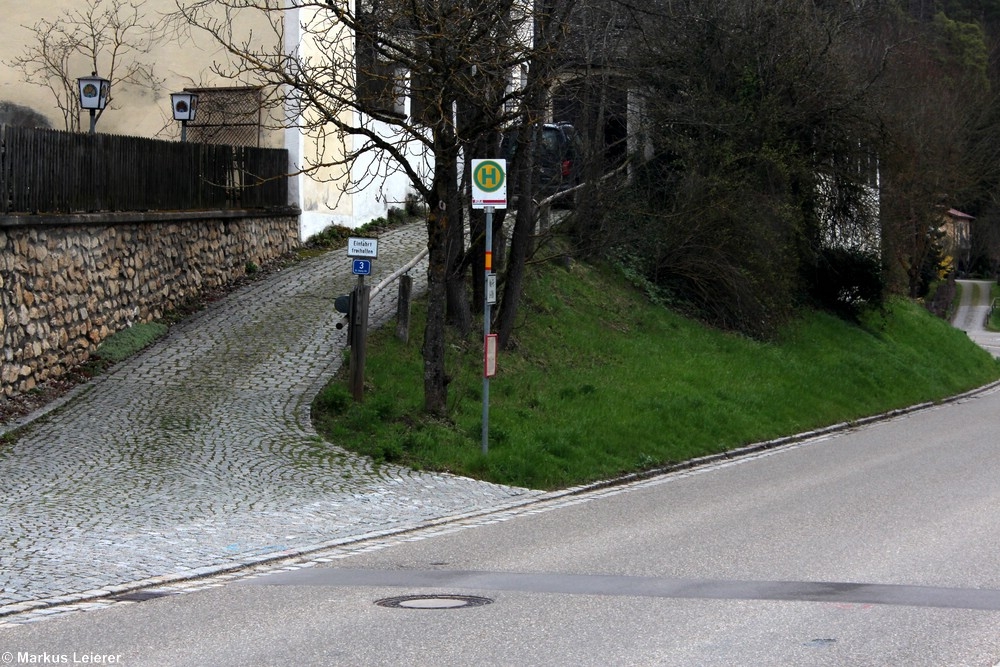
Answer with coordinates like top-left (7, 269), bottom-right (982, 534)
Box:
top-left (0, 209), bottom-right (300, 398)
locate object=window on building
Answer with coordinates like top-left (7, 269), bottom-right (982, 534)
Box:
top-left (355, 7), bottom-right (406, 119)
top-left (408, 64), bottom-right (438, 126)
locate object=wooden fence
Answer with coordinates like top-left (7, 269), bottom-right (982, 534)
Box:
top-left (0, 125), bottom-right (288, 215)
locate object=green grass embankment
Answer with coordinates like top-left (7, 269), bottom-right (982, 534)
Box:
top-left (312, 257), bottom-right (1000, 490)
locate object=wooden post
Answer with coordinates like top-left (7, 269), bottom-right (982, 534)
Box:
top-left (350, 283), bottom-right (371, 402)
top-left (395, 274), bottom-right (412, 343)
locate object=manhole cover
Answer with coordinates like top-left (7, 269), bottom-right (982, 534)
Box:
top-left (375, 594), bottom-right (493, 609)
top-left (805, 638), bottom-right (837, 648)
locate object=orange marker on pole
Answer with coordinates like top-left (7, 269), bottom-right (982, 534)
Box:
top-left (485, 251), bottom-right (493, 271)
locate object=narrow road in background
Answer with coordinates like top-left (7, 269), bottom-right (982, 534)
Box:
top-left (954, 279), bottom-right (1000, 357)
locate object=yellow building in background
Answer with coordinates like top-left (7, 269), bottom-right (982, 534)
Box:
top-left (942, 208), bottom-right (974, 274)
top-left (0, 1), bottom-right (425, 240)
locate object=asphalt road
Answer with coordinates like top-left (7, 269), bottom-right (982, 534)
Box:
top-left (3, 382), bottom-right (1000, 666)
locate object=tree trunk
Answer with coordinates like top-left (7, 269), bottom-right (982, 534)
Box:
top-left (446, 151), bottom-right (472, 334)
top-left (423, 171), bottom-right (452, 416)
top-left (496, 153), bottom-right (537, 350)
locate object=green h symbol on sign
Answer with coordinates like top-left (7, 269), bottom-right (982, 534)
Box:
top-left (475, 161), bottom-right (505, 192)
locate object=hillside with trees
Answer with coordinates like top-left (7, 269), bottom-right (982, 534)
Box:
top-left (176, 0), bottom-right (1000, 410)
top-left (570, 0), bottom-right (1000, 338)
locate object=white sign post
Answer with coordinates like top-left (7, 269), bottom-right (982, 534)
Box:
top-left (486, 275), bottom-right (497, 305)
top-left (347, 237), bottom-right (379, 258)
top-left (472, 160), bottom-right (506, 454)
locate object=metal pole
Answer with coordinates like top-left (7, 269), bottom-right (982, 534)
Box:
top-left (181, 120), bottom-right (188, 143)
top-left (482, 206), bottom-right (493, 454)
top-left (89, 109), bottom-right (96, 135)
top-left (350, 274), bottom-right (369, 403)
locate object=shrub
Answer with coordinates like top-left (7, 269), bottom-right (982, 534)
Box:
top-left (807, 247), bottom-right (886, 320)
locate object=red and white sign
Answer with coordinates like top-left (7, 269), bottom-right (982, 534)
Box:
top-left (484, 334), bottom-right (498, 378)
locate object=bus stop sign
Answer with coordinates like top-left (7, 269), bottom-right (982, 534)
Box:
top-left (472, 159), bottom-right (507, 209)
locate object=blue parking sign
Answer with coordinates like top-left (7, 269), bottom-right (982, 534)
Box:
top-left (352, 259), bottom-right (371, 275)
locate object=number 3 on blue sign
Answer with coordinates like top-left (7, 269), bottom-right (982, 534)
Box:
top-left (353, 260), bottom-right (371, 275)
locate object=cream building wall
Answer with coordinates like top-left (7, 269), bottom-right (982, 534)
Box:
top-left (283, 3), bottom-right (428, 239)
top-left (0, 1), bottom-right (425, 240)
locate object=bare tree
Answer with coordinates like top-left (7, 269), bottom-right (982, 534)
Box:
top-left (493, 0), bottom-right (577, 349)
top-left (7, 0), bottom-right (163, 132)
top-left (172, 0), bottom-right (575, 414)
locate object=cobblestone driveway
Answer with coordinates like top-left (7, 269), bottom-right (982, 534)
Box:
top-left (0, 223), bottom-right (542, 615)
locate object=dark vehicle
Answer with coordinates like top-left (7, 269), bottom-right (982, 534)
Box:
top-left (501, 122), bottom-right (582, 206)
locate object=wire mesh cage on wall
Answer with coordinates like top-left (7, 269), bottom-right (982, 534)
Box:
top-left (184, 87), bottom-right (263, 147)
